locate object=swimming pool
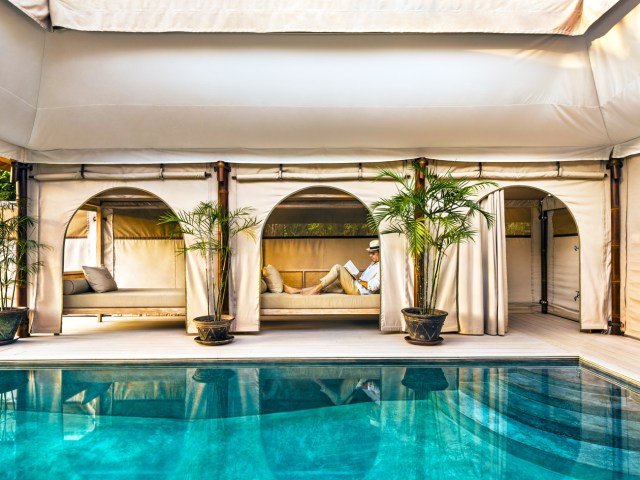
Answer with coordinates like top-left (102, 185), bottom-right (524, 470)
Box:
top-left (0, 361), bottom-right (638, 479)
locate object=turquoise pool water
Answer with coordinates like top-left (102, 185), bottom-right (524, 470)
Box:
top-left (0, 362), bottom-right (638, 479)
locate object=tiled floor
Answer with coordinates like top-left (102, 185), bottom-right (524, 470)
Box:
top-left (1, 312), bottom-right (639, 386)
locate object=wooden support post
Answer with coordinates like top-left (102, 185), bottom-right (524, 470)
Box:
top-left (216, 161), bottom-right (231, 313)
top-left (539, 207), bottom-right (548, 314)
top-left (414, 158), bottom-right (427, 309)
top-left (608, 158), bottom-right (623, 335)
top-left (14, 162), bottom-right (30, 337)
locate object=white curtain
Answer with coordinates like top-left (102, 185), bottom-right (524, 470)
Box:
top-left (455, 190), bottom-right (508, 335)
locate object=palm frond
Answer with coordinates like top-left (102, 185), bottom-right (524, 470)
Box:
top-left (369, 161), bottom-right (495, 313)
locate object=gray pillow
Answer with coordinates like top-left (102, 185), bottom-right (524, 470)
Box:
top-left (63, 278), bottom-right (92, 295)
top-left (262, 264), bottom-right (283, 293)
top-left (260, 278), bottom-right (268, 294)
top-left (82, 265), bottom-right (118, 293)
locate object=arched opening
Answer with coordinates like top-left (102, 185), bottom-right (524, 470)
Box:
top-left (503, 186), bottom-right (581, 324)
top-left (259, 186), bottom-right (380, 329)
top-left (61, 187), bottom-right (186, 327)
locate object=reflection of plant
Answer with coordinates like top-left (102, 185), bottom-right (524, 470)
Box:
top-left (369, 162), bottom-right (495, 314)
top-left (160, 202), bottom-right (260, 321)
top-left (0, 193), bottom-right (43, 310)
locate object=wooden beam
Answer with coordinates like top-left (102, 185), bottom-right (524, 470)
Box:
top-left (414, 157), bottom-right (427, 309)
top-left (608, 158), bottom-right (623, 335)
top-left (14, 162), bottom-right (29, 337)
top-left (216, 161), bottom-right (231, 314)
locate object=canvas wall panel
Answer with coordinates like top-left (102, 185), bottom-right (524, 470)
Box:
top-left (232, 163), bottom-right (411, 332)
top-left (29, 169), bottom-right (215, 334)
top-left (548, 235), bottom-right (580, 320)
top-left (113, 239), bottom-right (185, 289)
top-left (437, 165), bottom-right (609, 331)
top-left (263, 238), bottom-right (372, 272)
top-left (622, 155), bottom-right (640, 339)
top-left (63, 239), bottom-right (92, 272)
top-left (506, 238), bottom-right (535, 306)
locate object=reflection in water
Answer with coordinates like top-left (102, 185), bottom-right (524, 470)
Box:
top-left (259, 367), bottom-right (383, 480)
top-left (0, 365), bottom-right (638, 479)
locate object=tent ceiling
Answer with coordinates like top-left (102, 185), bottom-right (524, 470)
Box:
top-left (6, 0), bottom-right (625, 35)
top-left (1, 0), bottom-right (640, 162)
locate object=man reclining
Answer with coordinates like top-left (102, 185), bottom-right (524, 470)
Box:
top-left (283, 240), bottom-right (380, 296)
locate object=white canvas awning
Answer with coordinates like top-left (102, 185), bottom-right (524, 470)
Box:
top-left (7, 0), bottom-right (624, 35)
top-left (2, 0), bottom-right (640, 161)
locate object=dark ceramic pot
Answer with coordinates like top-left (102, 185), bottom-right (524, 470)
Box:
top-left (193, 314), bottom-right (234, 343)
top-left (402, 307), bottom-right (448, 346)
top-left (0, 307), bottom-right (28, 345)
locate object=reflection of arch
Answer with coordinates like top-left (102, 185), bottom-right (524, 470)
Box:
top-left (258, 368), bottom-right (382, 480)
top-left (498, 186), bottom-right (581, 323)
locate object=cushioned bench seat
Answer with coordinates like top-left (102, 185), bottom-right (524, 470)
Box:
top-left (260, 292), bottom-right (380, 315)
top-left (63, 288), bottom-right (185, 315)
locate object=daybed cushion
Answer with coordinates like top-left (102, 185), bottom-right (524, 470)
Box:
top-left (64, 288), bottom-right (185, 309)
top-left (82, 265), bottom-right (118, 293)
top-left (261, 293), bottom-right (380, 310)
top-left (262, 265), bottom-right (284, 293)
top-left (63, 278), bottom-right (91, 295)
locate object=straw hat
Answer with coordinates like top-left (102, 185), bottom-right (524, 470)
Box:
top-left (366, 239), bottom-right (380, 252)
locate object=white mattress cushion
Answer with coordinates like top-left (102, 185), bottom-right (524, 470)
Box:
top-left (260, 293), bottom-right (380, 309)
top-left (64, 288), bottom-right (185, 309)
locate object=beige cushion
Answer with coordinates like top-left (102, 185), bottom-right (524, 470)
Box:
top-left (64, 288), bottom-right (185, 308)
top-left (260, 293), bottom-right (380, 309)
top-left (262, 264), bottom-right (283, 293)
top-left (63, 278), bottom-right (92, 295)
top-left (260, 278), bottom-right (268, 293)
top-left (82, 265), bottom-right (118, 293)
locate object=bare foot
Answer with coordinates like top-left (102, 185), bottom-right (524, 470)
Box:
top-left (301, 285), bottom-right (322, 295)
top-left (283, 284), bottom-right (301, 294)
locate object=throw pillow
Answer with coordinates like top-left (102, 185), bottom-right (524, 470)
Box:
top-left (63, 278), bottom-right (92, 295)
top-left (262, 264), bottom-right (283, 293)
top-left (260, 278), bottom-right (268, 293)
top-left (82, 265), bottom-right (118, 293)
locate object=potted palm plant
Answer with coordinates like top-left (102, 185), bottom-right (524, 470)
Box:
top-left (369, 161), bottom-right (495, 345)
top-left (160, 201), bottom-right (259, 345)
top-left (0, 192), bottom-right (43, 345)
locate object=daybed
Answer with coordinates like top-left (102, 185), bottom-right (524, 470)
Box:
top-left (260, 268), bottom-right (380, 316)
top-left (62, 271), bottom-right (186, 320)
top-left (260, 292), bottom-right (380, 315)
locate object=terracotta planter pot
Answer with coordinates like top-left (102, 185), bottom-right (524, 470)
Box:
top-left (0, 307), bottom-right (28, 345)
top-left (193, 314), bottom-right (234, 344)
top-left (402, 307), bottom-right (448, 346)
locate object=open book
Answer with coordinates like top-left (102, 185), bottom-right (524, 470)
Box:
top-left (343, 260), bottom-right (359, 278)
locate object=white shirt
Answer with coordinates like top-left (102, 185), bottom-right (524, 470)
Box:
top-left (356, 261), bottom-right (380, 295)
